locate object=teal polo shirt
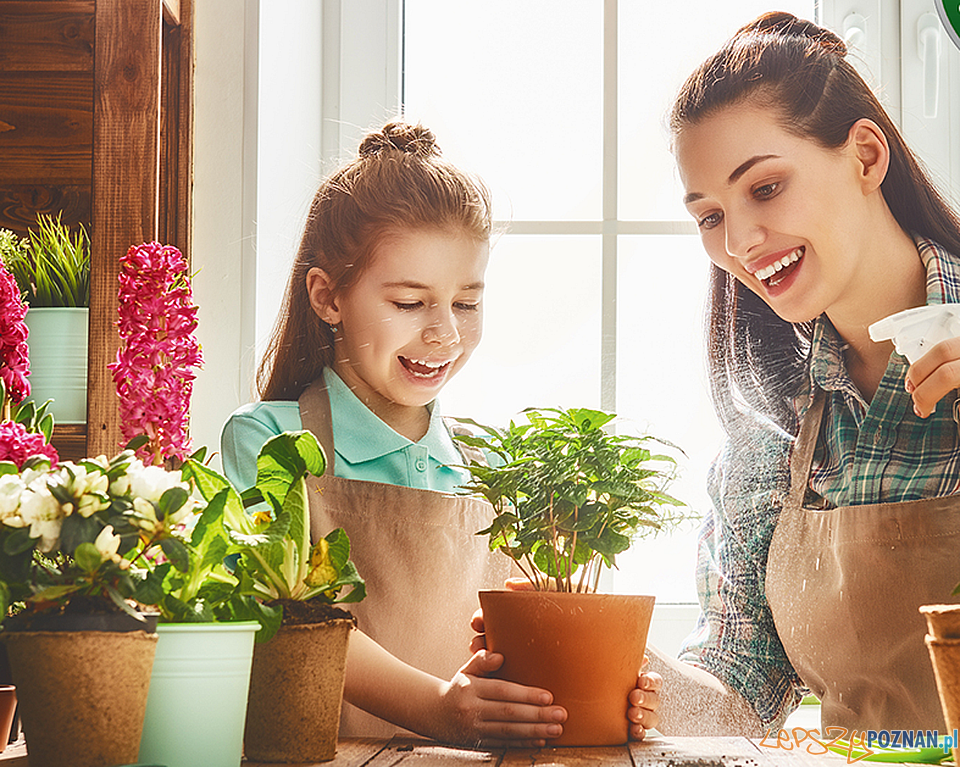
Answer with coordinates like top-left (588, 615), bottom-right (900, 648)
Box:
top-left (220, 367), bottom-right (469, 493)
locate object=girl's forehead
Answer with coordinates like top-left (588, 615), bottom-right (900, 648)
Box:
top-left (365, 228), bottom-right (489, 280)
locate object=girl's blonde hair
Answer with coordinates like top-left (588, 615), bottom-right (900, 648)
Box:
top-left (257, 122), bottom-right (492, 401)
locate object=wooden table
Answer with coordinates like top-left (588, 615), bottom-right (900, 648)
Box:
top-left (241, 735), bottom-right (914, 767)
top-left (0, 734), bottom-right (937, 766)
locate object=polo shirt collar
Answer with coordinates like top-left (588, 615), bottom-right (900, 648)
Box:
top-left (322, 368), bottom-right (461, 465)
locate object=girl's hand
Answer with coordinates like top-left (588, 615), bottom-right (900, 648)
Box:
top-left (628, 665), bottom-right (663, 741)
top-left (441, 650), bottom-right (566, 747)
top-left (904, 337), bottom-right (960, 418)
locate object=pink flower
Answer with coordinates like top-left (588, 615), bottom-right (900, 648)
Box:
top-left (108, 243), bottom-right (203, 464)
top-left (0, 264), bottom-right (30, 404)
top-left (0, 420), bottom-right (57, 467)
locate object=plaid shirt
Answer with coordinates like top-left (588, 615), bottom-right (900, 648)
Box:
top-left (678, 238), bottom-right (960, 726)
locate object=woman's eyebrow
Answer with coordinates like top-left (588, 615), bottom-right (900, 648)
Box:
top-left (683, 154), bottom-right (782, 205)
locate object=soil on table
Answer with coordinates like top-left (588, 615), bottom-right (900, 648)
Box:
top-left (272, 598), bottom-right (357, 628)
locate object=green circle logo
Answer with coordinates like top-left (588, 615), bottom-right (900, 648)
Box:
top-left (937, 0), bottom-right (960, 50)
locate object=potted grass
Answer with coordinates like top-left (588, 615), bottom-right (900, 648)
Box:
top-left (0, 215), bottom-right (89, 424)
top-left (225, 429), bottom-right (366, 763)
top-left (456, 406), bottom-right (686, 746)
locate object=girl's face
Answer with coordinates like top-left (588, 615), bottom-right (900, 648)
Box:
top-left (318, 228), bottom-right (489, 416)
top-left (675, 102), bottom-right (877, 325)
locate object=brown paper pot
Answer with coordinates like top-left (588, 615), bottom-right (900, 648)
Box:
top-left (925, 634), bottom-right (960, 763)
top-left (479, 590), bottom-right (655, 746)
top-left (0, 629), bottom-right (157, 767)
top-left (921, 604), bottom-right (960, 640)
top-left (244, 619), bottom-right (353, 762)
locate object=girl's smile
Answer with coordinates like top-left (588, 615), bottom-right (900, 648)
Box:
top-left (308, 227), bottom-right (489, 439)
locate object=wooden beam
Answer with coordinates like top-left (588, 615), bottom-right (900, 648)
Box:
top-left (88, 0), bottom-right (162, 457)
top-left (162, 0), bottom-right (180, 27)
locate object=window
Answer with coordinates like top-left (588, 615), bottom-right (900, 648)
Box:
top-left (400, 0), bottom-right (816, 600)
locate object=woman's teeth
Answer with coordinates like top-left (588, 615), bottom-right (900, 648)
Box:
top-left (755, 248), bottom-right (803, 283)
top-left (400, 357), bottom-right (450, 379)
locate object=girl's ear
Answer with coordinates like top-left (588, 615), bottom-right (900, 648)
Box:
top-left (847, 118), bottom-right (890, 194)
top-left (305, 267), bottom-right (342, 324)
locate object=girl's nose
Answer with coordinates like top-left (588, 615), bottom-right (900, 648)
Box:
top-left (422, 308), bottom-right (460, 345)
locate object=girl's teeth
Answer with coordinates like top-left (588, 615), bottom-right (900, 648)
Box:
top-left (755, 248), bottom-right (803, 281)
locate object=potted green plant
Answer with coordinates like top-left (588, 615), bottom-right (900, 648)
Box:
top-left (225, 429), bottom-right (366, 763)
top-left (456, 406), bottom-right (686, 746)
top-left (0, 445), bottom-right (206, 767)
top-left (0, 215), bottom-right (90, 424)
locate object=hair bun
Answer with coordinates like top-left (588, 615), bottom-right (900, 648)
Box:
top-left (738, 11), bottom-right (847, 57)
top-left (358, 122), bottom-right (440, 159)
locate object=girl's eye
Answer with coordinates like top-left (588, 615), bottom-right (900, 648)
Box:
top-left (393, 301), bottom-right (422, 311)
top-left (753, 182), bottom-right (779, 199)
top-left (454, 302), bottom-right (480, 312)
top-left (697, 212), bottom-right (723, 230)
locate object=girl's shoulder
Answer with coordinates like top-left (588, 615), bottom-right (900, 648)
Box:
top-left (224, 400), bottom-right (303, 436)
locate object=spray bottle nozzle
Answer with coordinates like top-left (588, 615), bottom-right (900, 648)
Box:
top-left (867, 305), bottom-right (960, 364)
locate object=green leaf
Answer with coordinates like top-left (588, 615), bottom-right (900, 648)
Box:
top-left (254, 431), bottom-right (325, 511)
top-left (3, 528), bottom-right (36, 556)
top-left (157, 486), bottom-right (190, 521)
top-left (132, 563), bottom-right (171, 606)
top-left (74, 542), bottom-right (103, 573)
top-left (160, 537), bottom-right (190, 573)
top-left (0, 462), bottom-right (19, 477)
top-left (59, 514), bottom-right (103, 555)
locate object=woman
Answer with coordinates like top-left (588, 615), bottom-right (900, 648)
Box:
top-left (649, 11), bottom-right (960, 734)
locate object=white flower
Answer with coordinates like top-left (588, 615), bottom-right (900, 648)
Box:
top-left (94, 524), bottom-right (122, 564)
top-left (128, 463), bottom-right (185, 503)
top-left (0, 474), bottom-right (25, 527)
top-left (18, 483), bottom-right (64, 552)
top-left (63, 464), bottom-right (110, 518)
top-left (131, 496), bottom-right (160, 532)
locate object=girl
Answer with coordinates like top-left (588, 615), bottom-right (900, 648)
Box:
top-left (222, 122), bottom-right (656, 745)
top-left (646, 12), bottom-right (960, 735)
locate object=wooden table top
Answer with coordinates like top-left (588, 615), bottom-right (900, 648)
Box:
top-left (0, 733), bottom-right (941, 766)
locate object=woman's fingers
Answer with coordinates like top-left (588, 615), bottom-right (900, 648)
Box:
top-left (906, 338), bottom-right (960, 417)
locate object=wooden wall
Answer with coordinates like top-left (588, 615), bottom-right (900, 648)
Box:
top-left (0, 0), bottom-right (192, 461)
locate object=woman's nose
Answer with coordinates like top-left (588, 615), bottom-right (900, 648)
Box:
top-left (724, 214), bottom-right (765, 259)
top-left (422, 307), bottom-right (460, 345)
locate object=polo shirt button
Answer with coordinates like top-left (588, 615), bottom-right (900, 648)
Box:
top-left (415, 458), bottom-right (427, 472)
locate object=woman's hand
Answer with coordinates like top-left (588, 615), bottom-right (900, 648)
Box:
top-left (904, 337), bottom-right (960, 418)
top-left (628, 664), bottom-right (663, 741)
top-left (440, 650), bottom-right (566, 747)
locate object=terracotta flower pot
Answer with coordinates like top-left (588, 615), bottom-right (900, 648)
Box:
top-left (0, 685), bottom-right (16, 753)
top-left (479, 590), bottom-right (655, 746)
top-left (244, 618), bottom-right (354, 762)
top-left (0, 628), bottom-right (157, 767)
top-left (922, 604), bottom-right (960, 762)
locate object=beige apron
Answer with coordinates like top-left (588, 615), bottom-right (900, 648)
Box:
top-left (767, 390), bottom-right (960, 730)
top-left (298, 381), bottom-right (514, 737)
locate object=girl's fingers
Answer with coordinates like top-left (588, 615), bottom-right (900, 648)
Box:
top-left (476, 719), bottom-right (563, 746)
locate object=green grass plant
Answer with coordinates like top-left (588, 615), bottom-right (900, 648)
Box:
top-left (2, 214), bottom-right (90, 307)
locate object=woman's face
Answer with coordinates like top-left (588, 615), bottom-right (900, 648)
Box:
top-left (325, 228), bottom-right (488, 414)
top-left (675, 102), bottom-right (873, 324)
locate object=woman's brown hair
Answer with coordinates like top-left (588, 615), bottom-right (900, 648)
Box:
top-left (671, 12), bottom-right (960, 433)
top-left (257, 122), bottom-right (492, 402)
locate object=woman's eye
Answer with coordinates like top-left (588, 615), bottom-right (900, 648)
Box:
top-left (697, 212), bottom-right (723, 230)
top-left (393, 301), bottom-right (422, 311)
top-left (754, 182), bottom-right (779, 199)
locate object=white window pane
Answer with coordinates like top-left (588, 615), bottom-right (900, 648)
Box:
top-left (403, 0), bottom-right (603, 221)
top-left (442, 236), bottom-right (602, 424)
top-left (618, 0), bottom-right (818, 221)
top-left (614, 234), bottom-right (722, 600)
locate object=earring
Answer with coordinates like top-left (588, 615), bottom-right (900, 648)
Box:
top-left (323, 319), bottom-right (339, 333)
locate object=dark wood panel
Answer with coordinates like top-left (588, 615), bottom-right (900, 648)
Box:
top-left (0, 184), bottom-right (90, 235)
top-left (87, 0), bottom-right (162, 457)
top-left (50, 423), bottom-right (87, 464)
top-left (0, 71), bottom-right (93, 184)
top-left (0, 2), bottom-right (95, 72)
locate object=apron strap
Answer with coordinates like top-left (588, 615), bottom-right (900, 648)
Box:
top-left (786, 389), bottom-right (826, 512)
top-left (298, 379), bottom-right (336, 474)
